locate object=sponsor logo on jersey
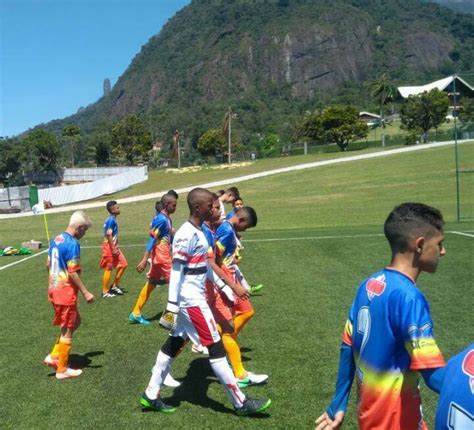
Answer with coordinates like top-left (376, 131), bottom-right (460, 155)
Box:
top-left (54, 235), bottom-right (65, 245)
top-left (366, 275), bottom-right (386, 300)
top-left (462, 349), bottom-right (474, 394)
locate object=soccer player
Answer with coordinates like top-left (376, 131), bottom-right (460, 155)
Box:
top-left (315, 203), bottom-right (448, 430)
top-left (435, 344), bottom-right (474, 430)
top-left (129, 193), bottom-right (177, 326)
top-left (100, 200), bottom-right (128, 298)
top-left (225, 197), bottom-right (244, 220)
top-left (140, 188), bottom-right (271, 415)
top-left (43, 211), bottom-right (95, 379)
top-left (215, 207), bottom-right (268, 388)
top-left (218, 186), bottom-right (239, 221)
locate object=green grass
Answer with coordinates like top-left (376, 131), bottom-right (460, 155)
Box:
top-left (0, 143), bottom-right (473, 429)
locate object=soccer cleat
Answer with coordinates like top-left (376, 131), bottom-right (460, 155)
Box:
top-left (163, 374), bottom-right (181, 388)
top-left (139, 393), bottom-right (176, 413)
top-left (43, 354), bottom-right (59, 369)
top-left (235, 397), bottom-right (272, 416)
top-left (110, 286), bottom-right (124, 295)
top-left (249, 284), bottom-right (264, 295)
top-left (129, 312), bottom-right (151, 326)
top-left (55, 368), bottom-right (83, 380)
top-left (237, 372), bottom-right (269, 388)
top-left (102, 289), bottom-right (118, 298)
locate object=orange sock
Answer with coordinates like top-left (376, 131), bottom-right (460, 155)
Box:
top-left (232, 310), bottom-right (254, 337)
top-left (57, 337), bottom-right (72, 373)
top-left (112, 267), bottom-right (126, 287)
top-left (102, 269), bottom-right (112, 294)
top-left (132, 282), bottom-right (155, 316)
top-left (222, 333), bottom-right (246, 379)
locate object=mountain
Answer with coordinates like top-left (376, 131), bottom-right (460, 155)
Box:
top-left (426, 0), bottom-right (474, 14)
top-left (41, 0), bottom-right (474, 144)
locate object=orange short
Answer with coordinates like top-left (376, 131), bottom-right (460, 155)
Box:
top-left (52, 303), bottom-right (81, 329)
top-left (147, 247), bottom-right (171, 284)
top-left (100, 243), bottom-right (128, 269)
top-left (206, 280), bottom-right (234, 324)
top-left (218, 265), bottom-right (254, 317)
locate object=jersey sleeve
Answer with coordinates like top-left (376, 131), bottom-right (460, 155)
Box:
top-left (149, 216), bottom-right (166, 240)
top-left (66, 241), bottom-right (81, 273)
top-left (104, 217), bottom-right (115, 237)
top-left (215, 226), bottom-right (234, 262)
top-left (172, 232), bottom-right (190, 263)
top-left (342, 302), bottom-right (355, 347)
top-left (400, 292), bottom-right (445, 370)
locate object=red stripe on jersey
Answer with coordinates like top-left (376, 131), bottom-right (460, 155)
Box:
top-left (188, 254), bottom-right (207, 264)
top-left (187, 306), bottom-right (214, 346)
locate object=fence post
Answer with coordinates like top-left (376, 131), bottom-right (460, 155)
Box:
top-left (304, 142), bottom-right (308, 155)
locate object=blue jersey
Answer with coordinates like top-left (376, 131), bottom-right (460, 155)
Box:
top-left (146, 211), bottom-right (172, 252)
top-left (343, 268), bottom-right (445, 430)
top-left (103, 215), bottom-right (118, 242)
top-left (215, 221), bottom-right (238, 270)
top-left (435, 344), bottom-right (474, 430)
top-left (225, 210), bottom-right (235, 220)
top-left (202, 222), bottom-right (216, 256)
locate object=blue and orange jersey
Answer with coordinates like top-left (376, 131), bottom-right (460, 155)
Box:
top-left (435, 344), bottom-right (474, 430)
top-left (103, 215), bottom-right (118, 243)
top-left (342, 268), bottom-right (445, 430)
top-left (145, 211), bottom-right (172, 253)
top-left (47, 232), bottom-right (81, 306)
top-left (202, 221), bottom-right (216, 259)
top-left (225, 210), bottom-right (236, 220)
top-left (215, 221), bottom-right (238, 270)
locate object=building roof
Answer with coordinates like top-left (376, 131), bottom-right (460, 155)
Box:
top-left (398, 75), bottom-right (474, 98)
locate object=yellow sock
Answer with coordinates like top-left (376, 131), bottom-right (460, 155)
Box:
top-left (222, 333), bottom-right (246, 379)
top-left (102, 269), bottom-right (112, 294)
top-left (132, 282), bottom-right (155, 316)
top-left (233, 310), bottom-right (254, 337)
top-left (57, 337), bottom-right (72, 373)
top-left (112, 267), bottom-right (126, 287)
top-left (50, 337), bottom-right (61, 358)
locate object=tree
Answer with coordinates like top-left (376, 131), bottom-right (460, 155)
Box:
top-left (88, 130), bottom-right (112, 166)
top-left (0, 137), bottom-right (24, 185)
top-left (62, 124), bottom-right (81, 167)
top-left (459, 97), bottom-right (474, 123)
top-left (23, 129), bottom-right (61, 175)
top-left (369, 73), bottom-right (397, 128)
top-left (197, 129), bottom-right (226, 156)
top-left (111, 114), bottom-right (152, 165)
top-left (297, 106), bottom-right (369, 151)
top-left (400, 89), bottom-right (449, 143)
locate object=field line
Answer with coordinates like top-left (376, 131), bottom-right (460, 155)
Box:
top-left (0, 249), bottom-right (48, 271)
top-left (449, 231), bottom-right (474, 238)
top-left (0, 230), bottom-right (471, 271)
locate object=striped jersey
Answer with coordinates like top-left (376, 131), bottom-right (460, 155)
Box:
top-left (173, 221), bottom-right (210, 307)
top-left (343, 268), bottom-right (445, 430)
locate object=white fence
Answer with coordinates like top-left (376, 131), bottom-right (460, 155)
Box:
top-left (63, 166), bottom-right (147, 182)
top-left (38, 166), bottom-right (148, 207)
top-left (0, 186), bottom-right (30, 211)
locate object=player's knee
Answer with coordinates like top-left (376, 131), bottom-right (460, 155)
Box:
top-left (207, 340), bottom-right (226, 359)
top-left (161, 336), bottom-right (185, 357)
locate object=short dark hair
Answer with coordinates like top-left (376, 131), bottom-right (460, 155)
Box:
top-left (236, 206), bottom-right (257, 228)
top-left (226, 186), bottom-right (240, 199)
top-left (384, 203), bottom-right (444, 252)
top-left (106, 200), bottom-right (117, 213)
top-left (187, 187), bottom-right (213, 213)
top-left (167, 189), bottom-right (179, 199)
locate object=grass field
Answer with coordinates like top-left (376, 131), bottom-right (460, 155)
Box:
top-left (1, 143), bottom-right (473, 429)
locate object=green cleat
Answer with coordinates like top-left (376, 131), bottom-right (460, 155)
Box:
top-left (129, 313), bottom-right (151, 326)
top-left (249, 284), bottom-right (264, 295)
top-left (139, 393), bottom-right (176, 413)
top-left (235, 397), bottom-right (272, 416)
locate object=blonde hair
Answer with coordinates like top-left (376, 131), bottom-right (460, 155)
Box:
top-left (69, 211), bottom-right (93, 228)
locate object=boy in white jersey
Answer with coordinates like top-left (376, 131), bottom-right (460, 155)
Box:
top-left (140, 188), bottom-right (272, 416)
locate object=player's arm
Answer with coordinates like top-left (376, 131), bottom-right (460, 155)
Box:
top-left (159, 258), bottom-right (184, 330)
top-left (105, 224), bottom-right (119, 256)
top-left (69, 272), bottom-right (94, 303)
top-left (208, 257), bottom-right (248, 299)
top-left (136, 237), bottom-right (155, 272)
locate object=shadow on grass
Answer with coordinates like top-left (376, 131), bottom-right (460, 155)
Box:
top-left (148, 311), bottom-right (164, 322)
top-left (69, 351), bottom-right (104, 369)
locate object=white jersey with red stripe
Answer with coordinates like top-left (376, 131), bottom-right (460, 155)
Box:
top-left (172, 221), bottom-right (210, 307)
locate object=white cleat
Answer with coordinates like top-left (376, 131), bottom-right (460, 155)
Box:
top-left (55, 368), bottom-right (83, 380)
top-left (43, 354), bottom-right (59, 369)
top-left (237, 371), bottom-right (269, 387)
top-left (163, 373), bottom-right (181, 388)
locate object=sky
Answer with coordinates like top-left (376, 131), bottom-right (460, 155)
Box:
top-left (0, 0), bottom-right (190, 137)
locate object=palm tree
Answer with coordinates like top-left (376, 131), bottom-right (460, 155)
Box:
top-left (369, 73), bottom-right (397, 129)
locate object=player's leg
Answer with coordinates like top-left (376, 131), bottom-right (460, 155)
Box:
top-left (110, 251), bottom-right (128, 295)
top-left (141, 335), bottom-right (185, 413)
top-left (129, 281), bottom-right (155, 325)
top-left (102, 268), bottom-right (113, 296)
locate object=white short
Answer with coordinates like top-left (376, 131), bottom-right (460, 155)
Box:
top-left (171, 302), bottom-right (221, 347)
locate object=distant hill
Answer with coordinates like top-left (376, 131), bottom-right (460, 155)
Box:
top-left (426, 0), bottom-right (474, 14)
top-left (39, 0), bottom-right (474, 145)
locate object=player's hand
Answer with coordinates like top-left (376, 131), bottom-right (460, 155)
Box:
top-left (233, 283), bottom-right (249, 299)
top-left (83, 291), bottom-right (95, 304)
top-left (159, 301), bottom-right (179, 331)
top-left (315, 411), bottom-right (345, 430)
top-left (136, 258), bottom-right (147, 272)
